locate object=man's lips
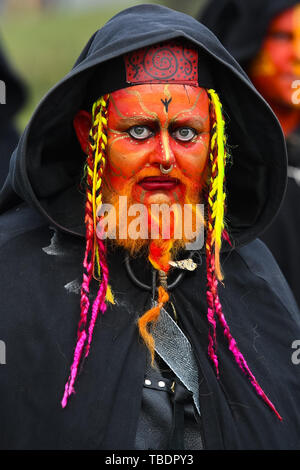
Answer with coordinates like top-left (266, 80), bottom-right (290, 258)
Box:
top-left (138, 176), bottom-right (179, 191)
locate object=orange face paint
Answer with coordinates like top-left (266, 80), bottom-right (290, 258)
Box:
top-left (249, 5), bottom-right (300, 114)
top-left (104, 83), bottom-right (210, 206)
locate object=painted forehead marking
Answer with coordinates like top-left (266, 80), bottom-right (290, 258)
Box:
top-left (109, 87), bottom-right (207, 128)
top-left (161, 84), bottom-right (172, 114)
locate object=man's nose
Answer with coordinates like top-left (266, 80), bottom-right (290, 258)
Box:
top-left (149, 129), bottom-right (175, 166)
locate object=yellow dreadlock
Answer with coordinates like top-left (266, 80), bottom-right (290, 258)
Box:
top-left (88, 94), bottom-right (115, 304)
top-left (207, 89), bottom-right (227, 281)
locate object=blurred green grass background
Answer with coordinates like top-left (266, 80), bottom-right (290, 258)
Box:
top-left (0, 6), bottom-right (130, 130)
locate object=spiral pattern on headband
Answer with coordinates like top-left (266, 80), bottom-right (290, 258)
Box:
top-left (145, 47), bottom-right (178, 79)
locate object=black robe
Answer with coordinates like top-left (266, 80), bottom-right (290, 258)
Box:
top-left (199, 0), bottom-right (300, 307)
top-left (0, 37), bottom-right (26, 188)
top-left (0, 4), bottom-right (299, 450)
top-left (261, 127), bottom-right (300, 307)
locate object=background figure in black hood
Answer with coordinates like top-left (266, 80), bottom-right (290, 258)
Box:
top-left (199, 0), bottom-right (300, 307)
top-left (0, 4), bottom-right (300, 450)
top-left (0, 36), bottom-right (26, 188)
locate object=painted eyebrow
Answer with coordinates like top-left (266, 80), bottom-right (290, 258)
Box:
top-left (117, 116), bottom-right (157, 125)
top-left (116, 115), bottom-right (207, 128)
top-left (169, 116), bottom-right (207, 127)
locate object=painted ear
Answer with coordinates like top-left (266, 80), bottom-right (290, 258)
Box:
top-left (73, 110), bottom-right (92, 153)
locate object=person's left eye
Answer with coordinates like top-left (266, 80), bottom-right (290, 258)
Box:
top-left (128, 125), bottom-right (153, 140)
top-left (172, 127), bottom-right (197, 142)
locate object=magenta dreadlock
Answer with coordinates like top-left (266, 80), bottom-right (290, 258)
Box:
top-left (61, 95), bottom-right (110, 408)
top-left (204, 90), bottom-right (282, 420)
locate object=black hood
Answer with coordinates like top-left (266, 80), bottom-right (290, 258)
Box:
top-left (0, 3), bottom-right (287, 247)
top-left (199, 0), bottom-right (300, 67)
top-left (0, 36), bottom-right (27, 122)
top-left (0, 37), bottom-right (27, 188)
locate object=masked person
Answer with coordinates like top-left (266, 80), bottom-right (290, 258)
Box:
top-left (199, 0), bottom-right (300, 308)
top-left (0, 4), bottom-right (300, 451)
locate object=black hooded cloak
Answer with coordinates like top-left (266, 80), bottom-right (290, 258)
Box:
top-left (0, 4), bottom-right (300, 450)
top-left (199, 0), bottom-right (300, 307)
top-left (0, 37), bottom-right (26, 188)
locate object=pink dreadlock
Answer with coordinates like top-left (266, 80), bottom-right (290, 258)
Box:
top-left (205, 89), bottom-right (282, 420)
top-left (61, 95), bottom-right (110, 408)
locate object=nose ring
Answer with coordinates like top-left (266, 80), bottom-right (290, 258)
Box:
top-left (160, 163), bottom-right (173, 175)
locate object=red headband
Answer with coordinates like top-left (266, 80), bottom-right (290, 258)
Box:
top-left (124, 40), bottom-right (198, 86)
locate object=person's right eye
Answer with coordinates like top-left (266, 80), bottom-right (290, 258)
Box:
top-left (128, 126), bottom-right (153, 140)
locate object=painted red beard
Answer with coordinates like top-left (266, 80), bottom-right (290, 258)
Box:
top-left (100, 165), bottom-right (204, 257)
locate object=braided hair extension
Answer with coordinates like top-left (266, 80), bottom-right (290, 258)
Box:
top-left (206, 90), bottom-right (282, 420)
top-left (61, 95), bottom-right (110, 408)
top-left (138, 239), bottom-right (172, 364)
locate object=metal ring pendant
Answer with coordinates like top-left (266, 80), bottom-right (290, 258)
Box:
top-left (124, 253), bottom-right (186, 292)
